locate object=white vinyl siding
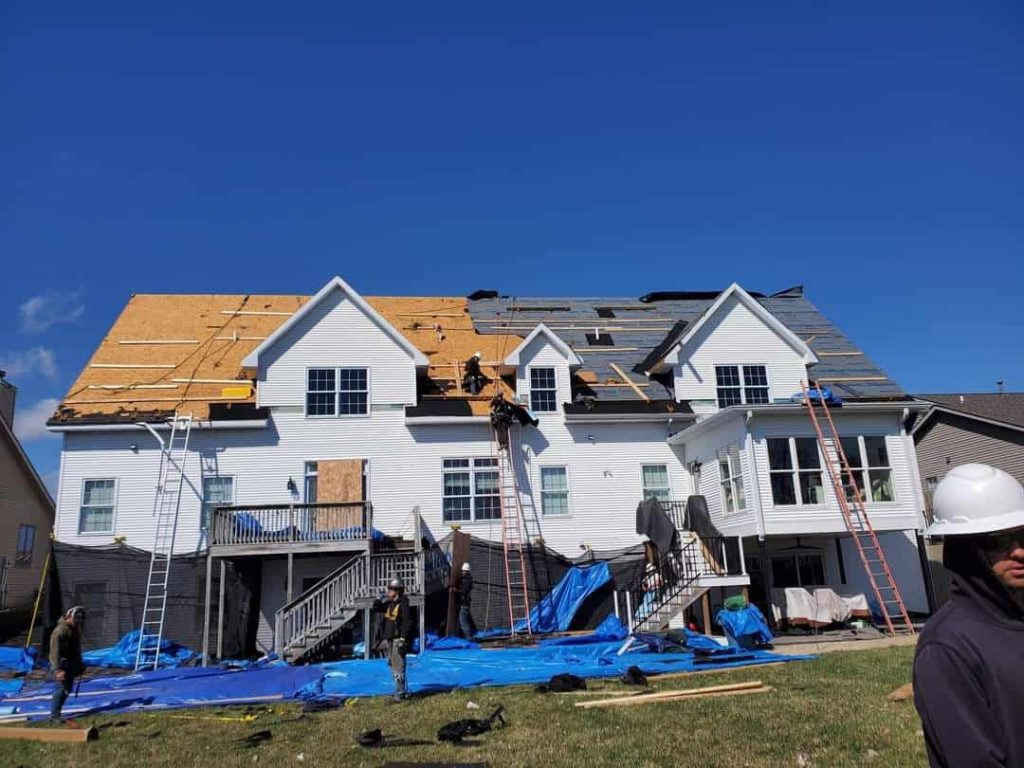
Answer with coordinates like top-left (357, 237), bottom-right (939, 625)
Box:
top-left (540, 466), bottom-right (571, 517)
top-left (442, 458), bottom-right (500, 523)
top-left (201, 476), bottom-right (235, 530)
top-left (79, 479), bottom-right (116, 534)
top-left (641, 464), bottom-right (671, 503)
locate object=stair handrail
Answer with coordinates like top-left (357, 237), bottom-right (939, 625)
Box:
top-left (274, 557), bottom-right (369, 651)
top-left (624, 535), bottom-right (703, 632)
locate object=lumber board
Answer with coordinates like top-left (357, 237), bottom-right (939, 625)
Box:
top-left (0, 725), bottom-right (97, 743)
top-left (609, 362), bottom-right (650, 401)
top-left (573, 347), bottom-right (641, 353)
top-left (118, 339), bottom-right (199, 345)
top-left (576, 682), bottom-right (769, 709)
top-left (649, 662), bottom-right (788, 682)
top-left (886, 682), bottom-right (914, 701)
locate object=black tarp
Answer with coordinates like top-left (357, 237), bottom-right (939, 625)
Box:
top-left (50, 542), bottom-right (255, 657)
top-left (683, 495), bottom-right (723, 539)
top-left (635, 498), bottom-right (677, 556)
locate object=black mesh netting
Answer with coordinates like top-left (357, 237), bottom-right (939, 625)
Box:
top-left (50, 542), bottom-right (256, 656)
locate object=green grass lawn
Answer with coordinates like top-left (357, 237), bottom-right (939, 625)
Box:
top-left (1, 645), bottom-right (925, 768)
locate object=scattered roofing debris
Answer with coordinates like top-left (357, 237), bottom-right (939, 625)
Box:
top-left (51, 285), bottom-right (906, 427)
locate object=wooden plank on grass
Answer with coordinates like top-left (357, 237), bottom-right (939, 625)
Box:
top-left (0, 725), bottom-right (97, 743)
top-left (575, 680), bottom-right (765, 709)
top-left (887, 683), bottom-right (914, 701)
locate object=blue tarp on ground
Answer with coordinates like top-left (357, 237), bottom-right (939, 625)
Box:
top-left (537, 614), bottom-right (629, 647)
top-left (716, 604), bottom-right (774, 645)
top-left (0, 646), bottom-right (36, 673)
top-left (0, 679), bottom-right (25, 695)
top-left (0, 639), bottom-right (811, 719)
top-left (304, 641), bottom-right (808, 700)
top-left (81, 631), bottom-right (199, 669)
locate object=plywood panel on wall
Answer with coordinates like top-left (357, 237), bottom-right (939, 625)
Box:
top-left (315, 459), bottom-right (366, 531)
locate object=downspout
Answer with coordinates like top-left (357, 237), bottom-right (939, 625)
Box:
top-left (744, 410), bottom-right (766, 542)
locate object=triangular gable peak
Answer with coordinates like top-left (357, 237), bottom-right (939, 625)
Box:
top-left (660, 283), bottom-right (818, 368)
top-left (504, 323), bottom-right (582, 367)
top-left (242, 276), bottom-right (430, 368)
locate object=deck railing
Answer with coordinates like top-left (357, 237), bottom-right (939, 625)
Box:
top-left (210, 502), bottom-right (374, 548)
top-left (662, 499), bottom-right (745, 577)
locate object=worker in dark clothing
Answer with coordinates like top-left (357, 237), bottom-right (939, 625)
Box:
top-left (463, 352), bottom-right (486, 395)
top-left (913, 464), bottom-right (1024, 768)
top-left (456, 562), bottom-right (477, 640)
top-left (49, 605), bottom-right (86, 723)
top-left (374, 577), bottom-right (414, 702)
top-left (489, 393), bottom-right (539, 450)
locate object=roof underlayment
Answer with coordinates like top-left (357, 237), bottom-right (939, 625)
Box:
top-left (51, 287), bottom-right (906, 425)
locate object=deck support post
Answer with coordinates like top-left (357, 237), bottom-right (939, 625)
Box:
top-left (216, 559), bottom-right (226, 660)
top-left (363, 607), bottom-right (371, 660)
top-left (201, 553), bottom-right (213, 667)
top-left (286, 552), bottom-right (294, 603)
top-left (701, 591), bottom-right (712, 636)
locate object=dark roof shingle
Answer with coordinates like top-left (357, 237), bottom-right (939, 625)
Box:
top-left (916, 393), bottom-right (1024, 430)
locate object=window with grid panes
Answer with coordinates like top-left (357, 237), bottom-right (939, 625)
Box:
top-left (715, 365), bottom-right (770, 407)
top-left (305, 367), bottom-right (369, 416)
top-left (201, 476), bottom-right (234, 530)
top-left (442, 458), bottom-right (501, 523)
top-left (80, 479), bottom-right (116, 533)
top-left (840, 436), bottom-right (895, 503)
top-left (529, 367), bottom-right (558, 412)
top-left (540, 467), bottom-right (570, 516)
top-left (718, 448), bottom-right (747, 513)
top-left (641, 464), bottom-right (671, 503)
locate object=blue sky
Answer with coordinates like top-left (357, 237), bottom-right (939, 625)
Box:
top-left (3, 1), bottom-right (1022, 488)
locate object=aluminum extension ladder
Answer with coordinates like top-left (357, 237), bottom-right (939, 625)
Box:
top-left (496, 436), bottom-right (533, 636)
top-left (135, 414), bottom-right (194, 670)
top-left (800, 384), bottom-right (914, 636)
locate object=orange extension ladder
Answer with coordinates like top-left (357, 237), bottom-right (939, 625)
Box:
top-left (800, 383), bottom-right (915, 637)
top-left (495, 431), bottom-right (533, 636)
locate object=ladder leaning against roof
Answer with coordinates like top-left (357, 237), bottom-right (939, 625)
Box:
top-left (135, 413), bottom-right (194, 671)
top-left (799, 384), bottom-right (914, 637)
top-left (495, 428), bottom-right (533, 636)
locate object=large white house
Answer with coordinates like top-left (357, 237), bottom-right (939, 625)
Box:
top-left (47, 277), bottom-right (931, 653)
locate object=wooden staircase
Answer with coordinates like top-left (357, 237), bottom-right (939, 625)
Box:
top-left (623, 536), bottom-right (707, 633)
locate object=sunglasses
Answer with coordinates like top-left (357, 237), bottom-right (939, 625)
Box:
top-left (979, 531), bottom-right (1024, 555)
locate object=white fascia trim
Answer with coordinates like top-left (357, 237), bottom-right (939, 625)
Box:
top-left (504, 323), bottom-right (583, 367)
top-left (405, 416), bottom-right (491, 426)
top-left (563, 413), bottom-right (697, 424)
top-left (241, 276), bottom-right (430, 368)
top-left (910, 404), bottom-right (1024, 437)
top-left (667, 401), bottom-right (926, 445)
top-left (47, 419), bottom-right (269, 433)
top-left (659, 283), bottom-right (819, 370)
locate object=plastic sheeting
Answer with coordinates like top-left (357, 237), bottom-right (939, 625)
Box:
top-left (716, 604), bottom-right (773, 645)
top-left (304, 641), bottom-right (808, 700)
top-left (0, 646), bottom-right (36, 673)
top-left (537, 614), bottom-right (629, 647)
top-left (81, 631), bottom-right (199, 669)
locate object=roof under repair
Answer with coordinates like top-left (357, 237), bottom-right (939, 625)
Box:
top-left (50, 284), bottom-right (906, 426)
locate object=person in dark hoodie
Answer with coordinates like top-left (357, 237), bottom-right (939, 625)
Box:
top-left (456, 562), bottom-right (477, 640)
top-left (49, 605), bottom-right (86, 723)
top-left (914, 463), bottom-right (1024, 768)
top-left (374, 577), bottom-right (414, 702)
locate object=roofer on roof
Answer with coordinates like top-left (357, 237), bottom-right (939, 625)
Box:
top-left (49, 606), bottom-right (86, 723)
top-left (463, 352), bottom-right (485, 395)
top-left (913, 463), bottom-right (1024, 768)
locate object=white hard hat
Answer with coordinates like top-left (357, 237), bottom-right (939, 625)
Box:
top-left (461, 562), bottom-right (471, 572)
top-left (928, 463), bottom-right (1024, 536)
top-left (473, 352), bottom-right (482, 359)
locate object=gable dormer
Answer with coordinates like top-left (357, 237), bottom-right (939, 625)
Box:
top-left (504, 324), bottom-right (581, 417)
top-left (651, 284), bottom-right (817, 414)
top-left (244, 276), bottom-right (429, 412)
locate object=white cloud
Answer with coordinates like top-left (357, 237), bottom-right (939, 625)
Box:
top-left (13, 397), bottom-right (59, 443)
top-left (0, 347), bottom-right (59, 381)
top-left (19, 291), bottom-right (85, 334)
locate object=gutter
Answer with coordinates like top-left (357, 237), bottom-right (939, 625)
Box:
top-left (563, 413), bottom-right (697, 425)
top-left (667, 401), bottom-right (929, 446)
top-left (47, 419), bottom-right (269, 433)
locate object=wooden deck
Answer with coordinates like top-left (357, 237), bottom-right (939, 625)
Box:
top-left (208, 501), bottom-right (376, 557)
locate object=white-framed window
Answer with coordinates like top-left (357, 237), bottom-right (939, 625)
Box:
top-left (640, 464), bottom-right (671, 503)
top-left (529, 367), bottom-right (558, 413)
top-left (715, 365), bottom-right (770, 408)
top-left (304, 461), bottom-right (318, 503)
top-left (767, 437), bottom-right (824, 506)
top-left (305, 367), bottom-right (369, 417)
top-left (442, 458), bottom-right (500, 523)
top-left (540, 466), bottom-right (571, 517)
top-left (840, 436), bottom-right (895, 503)
top-left (717, 448), bottom-right (747, 513)
top-left (79, 479), bottom-right (117, 534)
top-left (15, 525), bottom-right (36, 566)
top-left (770, 551), bottom-right (826, 588)
top-left (202, 476), bottom-right (235, 530)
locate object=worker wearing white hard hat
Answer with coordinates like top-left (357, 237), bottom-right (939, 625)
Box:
top-left (456, 560), bottom-right (477, 640)
top-left (913, 464), bottom-right (1024, 768)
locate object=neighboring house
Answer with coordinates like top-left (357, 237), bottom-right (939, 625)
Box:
top-left (46, 278), bottom-right (931, 651)
top-left (913, 393), bottom-right (1024, 497)
top-left (0, 375), bottom-right (54, 616)
top-left (912, 392), bottom-right (1024, 606)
